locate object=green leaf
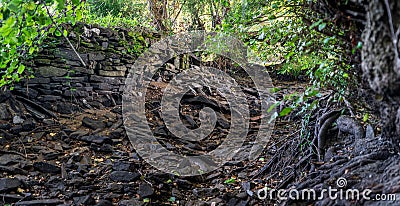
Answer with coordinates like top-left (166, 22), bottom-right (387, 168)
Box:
top-left (17, 64), bottom-right (25, 74)
top-left (25, 2), bottom-right (36, 10)
top-left (54, 30), bottom-right (62, 37)
top-left (323, 37), bottom-right (331, 44)
top-left (267, 102), bottom-right (279, 113)
top-left (356, 41), bottom-right (362, 49)
top-left (57, 0), bottom-right (66, 9)
top-left (143, 198), bottom-right (150, 203)
top-left (63, 30), bottom-right (68, 37)
top-left (224, 178), bottom-right (236, 184)
top-left (168, 197), bottom-right (176, 202)
top-left (310, 19), bottom-right (322, 29)
top-left (72, 0), bottom-right (80, 6)
top-left (268, 15), bottom-right (276, 20)
top-left (363, 113), bottom-right (369, 122)
top-left (318, 23), bottom-right (327, 31)
top-left (279, 107), bottom-right (292, 116)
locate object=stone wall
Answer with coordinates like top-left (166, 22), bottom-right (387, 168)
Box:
top-left (13, 23), bottom-right (159, 114)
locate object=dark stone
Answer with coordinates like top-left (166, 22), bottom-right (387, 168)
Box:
top-left (0, 178), bottom-right (23, 192)
top-left (98, 70), bottom-right (125, 77)
top-left (73, 195), bottom-right (95, 206)
top-left (154, 126), bottom-right (169, 136)
top-left (337, 115), bottom-right (365, 139)
top-left (236, 200), bottom-right (248, 206)
top-left (56, 49), bottom-right (88, 64)
top-left (110, 128), bottom-right (124, 138)
top-left (38, 95), bottom-right (61, 102)
top-left (0, 103), bottom-right (11, 120)
top-left (181, 96), bottom-right (219, 110)
top-left (102, 98), bottom-right (115, 107)
top-left (89, 53), bottom-right (106, 61)
top-left (69, 130), bottom-right (89, 138)
top-left (217, 113), bottom-right (230, 129)
top-left (52, 76), bottom-right (87, 83)
top-left (366, 124), bottom-right (375, 139)
top-left (192, 188), bottom-right (219, 197)
top-left (137, 183), bottom-right (154, 197)
top-left (118, 199), bottom-right (143, 206)
top-left (0, 194), bottom-right (23, 203)
top-left (183, 115), bottom-right (198, 128)
top-left (0, 154), bottom-right (26, 165)
top-left (95, 200), bottom-right (113, 206)
top-left (112, 161), bottom-right (134, 171)
top-left (93, 83), bottom-right (112, 90)
top-left (110, 171), bottom-right (140, 182)
top-left (56, 103), bottom-right (74, 114)
top-left (13, 88), bottom-right (39, 99)
top-left (27, 77), bottom-right (51, 84)
top-left (33, 162), bottom-right (61, 174)
top-left (15, 199), bottom-right (63, 206)
top-left (37, 66), bottom-right (68, 77)
top-left (89, 143), bottom-right (113, 152)
top-left (10, 125), bottom-right (23, 134)
top-left (65, 60), bottom-right (81, 66)
top-left (78, 135), bottom-right (112, 144)
top-left (63, 90), bottom-right (89, 97)
top-left (82, 117), bottom-right (105, 130)
top-left (111, 106), bottom-right (122, 114)
top-left (227, 199), bottom-right (238, 206)
top-left (101, 42), bottom-right (109, 50)
top-left (22, 118), bottom-right (35, 131)
top-left (108, 183), bottom-right (124, 192)
top-left (0, 136), bottom-right (6, 145)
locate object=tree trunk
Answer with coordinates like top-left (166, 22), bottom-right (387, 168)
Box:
top-left (362, 0), bottom-right (400, 152)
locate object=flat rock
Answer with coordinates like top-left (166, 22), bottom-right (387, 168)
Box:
top-left (15, 199), bottom-right (63, 206)
top-left (0, 154), bottom-right (26, 165)
top-left (96, 200), bottom-right (113, 206)
top-left (33, 162), bottom-right (61, 174)
top-left (137, 183), bottom-right (154, 197)
top-left (112, 161), bottom-right (134, 171)
top-left (78, 135), bottom-right (113, 144)
top-left (13, 115), bottom-right (24, 124)
top-left (0, 178), bottom-right (23, 192)
top-left (118, 199), bottom-right (143, 206)
top-left (336, 115), bottom-right (365, 139)
top-left (0, 103), bottom-right (11, 120)
top-left (82, 117), bottom-right (106, 130)
top-left (366, 124), bottom-right (375, 139)
top-left (110, 171), bottom-right (140, 182)
top-left (22, 118), bottom-right (35, 131)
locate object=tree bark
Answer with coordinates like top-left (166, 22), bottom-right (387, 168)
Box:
top-left (362, 0), bottom-right (400, 152)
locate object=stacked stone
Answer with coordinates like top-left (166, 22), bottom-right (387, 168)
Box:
top-left (13, 23), bottom-right (159, 113)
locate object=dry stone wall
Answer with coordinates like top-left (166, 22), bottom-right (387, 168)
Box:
top-left (13, 23), bottom-right (159, 114)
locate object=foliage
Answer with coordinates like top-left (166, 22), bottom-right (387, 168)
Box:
top-left (1, 0), bottom-right (360, 115)
top-left (221, 0), bottom-right (359, 95)
top-left (84, 0), bottom-right (151, 28)
top-left (0, 0), bottom-right (83, 89)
